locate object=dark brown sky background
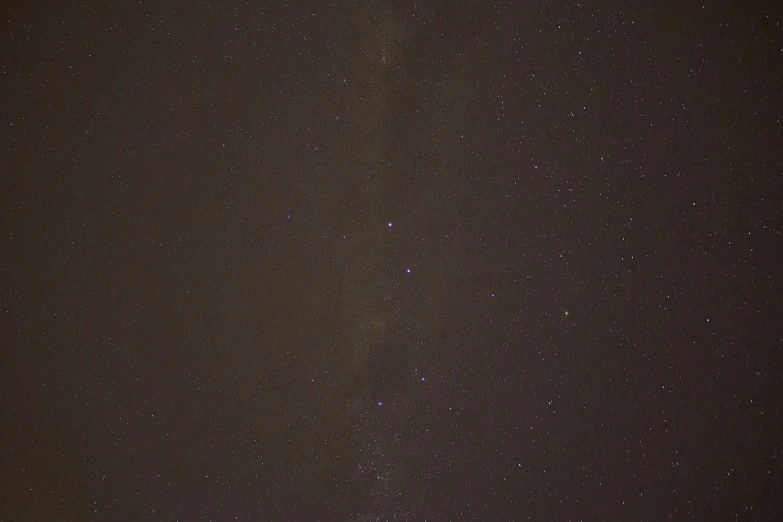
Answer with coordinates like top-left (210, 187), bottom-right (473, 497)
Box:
top-left (2, 1), bottom-right (782, 520)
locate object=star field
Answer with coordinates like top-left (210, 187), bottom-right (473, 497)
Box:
top-left (2, 1), bottom-right (782, 521)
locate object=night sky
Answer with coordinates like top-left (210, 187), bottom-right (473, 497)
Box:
top-left (2, 1), bottom-right (782, 521)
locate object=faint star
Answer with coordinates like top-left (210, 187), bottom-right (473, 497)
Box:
top-left (406, 268), bottom-right (411, 273)
top-left (388, 222), bottom-right (392, 227)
